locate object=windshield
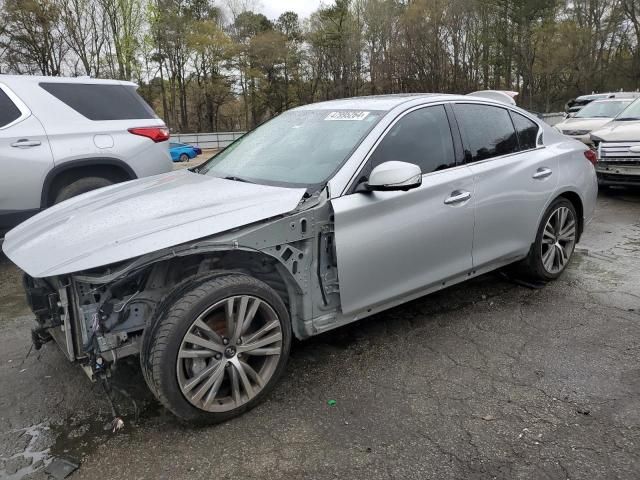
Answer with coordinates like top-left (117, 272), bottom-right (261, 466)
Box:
top-left (575, 100), bottom-right (632, 118)
top-left (616, 99), bottom-right (640, 121)
top-left (198, 109), bottom-right (384, 188)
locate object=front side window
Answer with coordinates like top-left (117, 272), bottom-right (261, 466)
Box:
top-left (368, 105), bottom-right (456, 174)
top-left (40, 83), bottom-right (157, 121)
top-left (199, 109), bottom-right (384, 188)
top-left (0, 88), bottom-right (22, 128)
top-left (510, 111), bottom-right (539, 150)
top-left (454, 104), bottom-right (518, 163)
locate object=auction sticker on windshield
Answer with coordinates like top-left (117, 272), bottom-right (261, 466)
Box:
top-left (325, 111), bottom-right (370, 121)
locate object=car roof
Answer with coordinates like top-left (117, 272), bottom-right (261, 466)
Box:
top-left (292, 93), bottom-right (496, 112)
top-left (0, 74), bottom-right (137, 88)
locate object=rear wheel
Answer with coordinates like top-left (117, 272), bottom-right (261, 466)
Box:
top-left (519, 198), bottom-right (578, 281)
top-left (53, 176), bottom-right (114, 204)
top-left (179, 153), bottom-right (189, 162)
top-left (141, 273), bottom-right (291, 424)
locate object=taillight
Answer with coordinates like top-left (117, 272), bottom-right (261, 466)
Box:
top-left (584, 149), bottom-right (598, 166)
top-left (128, 126), bottom-right (170, 143)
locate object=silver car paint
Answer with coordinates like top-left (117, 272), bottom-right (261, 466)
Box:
top-left (0, 102), bottom-right (53, 211)
top-left (333, 165), bottom-right (475, 314)
top-left (2, 169), bottom-right (306, 277)
top-left (467, 147), bottom-right (559, 268)
top-left (5, 94), bottom-right (598, 347)
top-left (0, 75), bottom-right (172, 217)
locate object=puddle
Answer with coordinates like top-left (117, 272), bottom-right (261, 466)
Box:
top-left (48, 398), bottom-right (164, 463)
top-left (0, 395), bottom-right (163, 479)
top-left (1, 423), bottom-right (52, 480)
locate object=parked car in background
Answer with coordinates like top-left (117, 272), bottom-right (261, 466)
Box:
top-left (564, 92), bottom-right (640, 117)
top-left (591, 98), bottom-right (640, 188)
top-left (554, 98), bottom-right (635, 144)
top-left (3, 94), bottom-right (597, 424)
top-left (170, 142), bottom-right (202, 162)
top-left (0, 75), bottom-right (172, 238)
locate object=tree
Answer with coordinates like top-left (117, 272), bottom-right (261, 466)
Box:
top-left (1, 0), bottom-right (67, 75)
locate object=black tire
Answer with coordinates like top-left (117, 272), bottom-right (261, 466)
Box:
top-left (179, 153), bottom-right (189, 162)
top-left (518, 197), bottom-right (578, 282)
top-left (140, 273), bottom-right (292, 424)
top-left (53, 176), bottom-right (114, 204)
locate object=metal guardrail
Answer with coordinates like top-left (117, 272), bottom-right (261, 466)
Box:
top-left (171, 131), bottom-right (246, 149)
top-left (539, 112), bottom-right (565, 126)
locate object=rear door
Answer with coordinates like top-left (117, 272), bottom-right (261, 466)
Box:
top-left (332, 104), bottom-right (475, 314)
top-left (0, 84), bottom-right (53, 227)
top-left (37, 82), bottom-right (166, 166)
top-left (452, 103), bottom-right (557, 268)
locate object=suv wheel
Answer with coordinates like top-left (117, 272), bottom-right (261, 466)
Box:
top-left (53, 177), bottom-right (114, 204)
top-left (520, 197), bottom-right (578, 281)
top-left (141, 273), bottom-right (291, 424)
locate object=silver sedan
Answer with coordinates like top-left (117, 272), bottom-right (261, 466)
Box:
top-left (3, 93), bottom-right (598, 424)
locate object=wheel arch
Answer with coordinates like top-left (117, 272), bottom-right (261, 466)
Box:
top-left (557, 190), bottom-right (584, 242)
top-left (532, 189), bottom-right (585, 248)
top-left (145, 248), bottom-right (307, 339)
top-left (41, 158), bottom-right (137, 208)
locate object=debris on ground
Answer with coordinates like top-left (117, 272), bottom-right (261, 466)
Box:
top-left (111, 417), bottom-right (125, 433)
top-left (327, 399), bottom-right (337, 407)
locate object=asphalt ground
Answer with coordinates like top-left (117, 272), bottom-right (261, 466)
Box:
top-left (0, 189), bottom-right (639, 480)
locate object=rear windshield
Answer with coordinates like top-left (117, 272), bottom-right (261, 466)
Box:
top-left (39, 83), bottom-right (157, 121)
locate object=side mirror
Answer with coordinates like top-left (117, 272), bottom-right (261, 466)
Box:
top-left (362, 161), bottom-right (422, 192)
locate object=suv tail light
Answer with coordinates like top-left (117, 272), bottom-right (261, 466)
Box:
top-left (128, 126), bottom-right (170, 143)
top-left (584, 149), bottom-right (598, 166)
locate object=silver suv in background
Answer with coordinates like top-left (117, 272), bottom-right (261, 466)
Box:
top-left (591, 98), bottom-right (640, 187)
top-left (0, 75), bottom-right (172, 236)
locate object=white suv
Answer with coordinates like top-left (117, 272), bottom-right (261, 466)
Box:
top-left (0, 75), bottom-right (172, 236)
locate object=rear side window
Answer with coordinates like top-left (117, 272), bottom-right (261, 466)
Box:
top-left (454, 104), bottom-right (519, 162)
top-left (0, 88), bottom-right (22, 128)
top-left (369, 105), bottom-right (456, 174)
top-left (39, 83), bottom-right (157, 121)
top-left (511, 111), bottom-right (539, 150)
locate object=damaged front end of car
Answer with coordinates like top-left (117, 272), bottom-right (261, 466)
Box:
top-left (19, 187), bottom-right (341, 384)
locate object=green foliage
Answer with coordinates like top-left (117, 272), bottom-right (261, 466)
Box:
top-left (0, 0), bottom-right (638, 130)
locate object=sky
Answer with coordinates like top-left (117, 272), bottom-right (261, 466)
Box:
top-left (260, 0), bottom-right (326, 20)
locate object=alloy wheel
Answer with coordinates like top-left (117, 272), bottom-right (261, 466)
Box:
top-left (541, 206), bottom-right (576, 274)
top-left (176, 295), bottom-right (283, 412)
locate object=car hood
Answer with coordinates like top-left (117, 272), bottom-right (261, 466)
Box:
top-left (556, 117), bottom-right (612, 132)
top-left (2, 170), bottom-right (306, 278)
top-left (591, 120), bottom-right (640, 141)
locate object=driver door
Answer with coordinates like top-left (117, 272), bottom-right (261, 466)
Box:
top-left (331, 105), bottom-right (476, 315)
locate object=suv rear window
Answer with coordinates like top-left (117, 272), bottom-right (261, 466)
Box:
top-left (39, 83), bottom-right (157, 121)
top-left (0, 88), bottom-right (22, 128)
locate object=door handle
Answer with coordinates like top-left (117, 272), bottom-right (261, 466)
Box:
top-left (533, 167), bottom-right (553, 179)
top-left (11, 139), bottom-right (41, 148)
top-left (444, 190), bottom-right (472, 205)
